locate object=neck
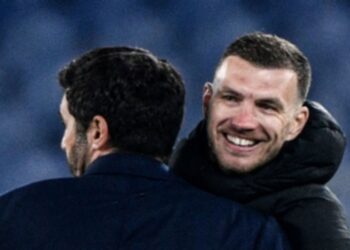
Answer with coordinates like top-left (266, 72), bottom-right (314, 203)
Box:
top-left (88, 147), bottom-right (117, 167)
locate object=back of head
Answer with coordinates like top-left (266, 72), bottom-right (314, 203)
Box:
top-left (220, 32), bottom-right (311, 101)
top-left (59, 47), bottom-right (185, 159)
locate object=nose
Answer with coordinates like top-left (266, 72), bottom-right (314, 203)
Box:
top-left (230, 103), bottom-right (258, 131)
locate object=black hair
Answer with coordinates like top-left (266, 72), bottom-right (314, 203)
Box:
top-left (219, 32), bottom-right (311, 101)
top-left (59, 46), bottom-right (185, 159)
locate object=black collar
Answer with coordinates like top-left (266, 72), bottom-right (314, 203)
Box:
top-left (85, 153), bottom-right (172, 181)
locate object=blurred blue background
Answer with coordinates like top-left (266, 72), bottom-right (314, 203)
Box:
top-left (1, 0), bottom-right (349, 220)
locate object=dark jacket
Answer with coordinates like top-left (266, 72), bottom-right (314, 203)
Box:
top-left (0, 153), bottom-right (289, 250)
top-left (170, 101), bottom-right (350, 250)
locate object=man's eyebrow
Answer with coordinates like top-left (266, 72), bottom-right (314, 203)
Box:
top-left (218, 86), bottom-right (244, 98)
top-left (217, 85), bottom-right (285, 110)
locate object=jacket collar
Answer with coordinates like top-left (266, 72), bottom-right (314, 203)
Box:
top-left (84, 152), bottom-right (172, 181)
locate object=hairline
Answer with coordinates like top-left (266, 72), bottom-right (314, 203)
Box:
top-left (213, 55), bottom-right (305, 105)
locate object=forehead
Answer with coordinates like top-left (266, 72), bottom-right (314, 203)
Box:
top-left (214, 56), bottom-right (298, 103)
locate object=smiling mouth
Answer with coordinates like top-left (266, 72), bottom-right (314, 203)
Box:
top-left (225, 134), bottom-right (258, 147)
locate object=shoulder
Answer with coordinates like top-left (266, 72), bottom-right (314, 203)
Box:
top-left (249, 184), bottom-right (347, 218)
top-left (1, 177), bottom-right (76, 196)
top-left (277, 184), bottom-right (344, 210)
top-left (250, 184), bottom-right (350, 250)
top-left (0, 178), bottom-right (77, 237)
top-left (0, 178), bottom-right (75, 210)
top-left (0, 174), bottom-right (122, 206)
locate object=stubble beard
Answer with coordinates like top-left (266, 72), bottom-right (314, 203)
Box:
top-left (68, 132), bottom-right (89, 177)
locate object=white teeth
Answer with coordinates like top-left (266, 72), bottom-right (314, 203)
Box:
top-left (226, 135), bottom-right (255, 146)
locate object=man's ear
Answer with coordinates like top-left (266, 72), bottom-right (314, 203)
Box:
top-left (202, 82), bottom-right (213, 116)
top-left (87, 115), bottom-right (110, 150)
top-left (286, 105), bottom-right (309, 141)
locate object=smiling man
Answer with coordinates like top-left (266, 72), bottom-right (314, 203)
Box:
top-left (171, 32), bottom-right (350, 250)
top-left (204, 55), bottom-right (308, 174)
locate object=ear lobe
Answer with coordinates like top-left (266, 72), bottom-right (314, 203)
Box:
top-left (202, 82), bottom-right (213, 116)
top-left (87, 115), bottom-right (110, 150)
top-left (286, 106), bottom-right (309, 141)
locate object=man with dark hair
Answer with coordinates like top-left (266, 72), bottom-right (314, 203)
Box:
top-left (58, 46), bottom-right (183, 176)
top-left (0, 46), bottom-right (289, 249)
top-left (171, 32), bottom-right (350, 250)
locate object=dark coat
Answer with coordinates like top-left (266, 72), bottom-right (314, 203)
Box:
top-left (0, 153), bottom-right (289, 250)
top-left (170, 101), bottom-right (350, 250)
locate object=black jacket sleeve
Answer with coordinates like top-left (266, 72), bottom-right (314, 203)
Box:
top-left (248, 185), bottom-right (350, 250)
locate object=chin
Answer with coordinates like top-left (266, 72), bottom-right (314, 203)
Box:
top-left (218, 157), bottom-right (261, 174)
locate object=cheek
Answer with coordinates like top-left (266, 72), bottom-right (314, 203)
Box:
top-left (208, 102), bottom-right (231, 124)
top-left (259, 114), bottom-right (290, 139)
top-left (207, 109), bottom-right (223, 138)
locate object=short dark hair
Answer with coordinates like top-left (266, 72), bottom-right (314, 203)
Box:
top-left (59, 46), bottom-right (185, 159)
top-left (219, 32), bottom-right (311, 101)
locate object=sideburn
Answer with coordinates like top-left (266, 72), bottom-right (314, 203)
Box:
top-left (72, 122), bottom-right (89, 176)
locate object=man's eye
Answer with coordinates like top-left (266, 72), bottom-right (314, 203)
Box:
top-left (222, 95), bottom-right (238, 102)
top-left (259, 103), bottom-right (278, 112)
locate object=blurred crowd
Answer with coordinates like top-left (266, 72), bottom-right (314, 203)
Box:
top-left (0, 0), bottom-right (349, 218)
